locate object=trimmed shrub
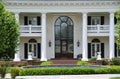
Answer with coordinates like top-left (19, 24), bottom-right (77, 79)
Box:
top-left (18, 62), bottom-right (27, 67)
top-left (40, 61), bottom-right (53, 66)
top-left (110, 77), bottom-right (120, 79)
top-left (10, 67), bottom-right (21, 79)
top-left (101, 58), bottom-right (108, 65)
top-left (90, 58), bottom-right (97, 61)
top-left (19, 66), bottom-right (120, 76)
top-left (0, 61), bottom-right (10, 78)
top-left (77, 60), bottom-right (88, 65)
top-left (110, 58), bottom-right (120, 65)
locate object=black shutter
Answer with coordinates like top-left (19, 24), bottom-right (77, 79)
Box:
top-left (115, 43), bottom-right (117, 57)
top-left (24, 16), bottom-right (28, 25)
top-left (24, 43), bottom-right (28, 59)
top-left (88, 43), bottom-right (91, 58)
top-left (114, 17), bottom-right (117, 25)
top-left (88, 16), bottom-right (91, 25)
top-left (37, 16), bottom-right (41, 25)
top-left (38, 43), bottom-right (41, 58)
top-left (101, 43), bottom-right (104, 58)
top-left (101, 16), bottom-right (104, 25)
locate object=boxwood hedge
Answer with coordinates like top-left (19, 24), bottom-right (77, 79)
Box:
top-left (19, 66), bottom-right (120, 76)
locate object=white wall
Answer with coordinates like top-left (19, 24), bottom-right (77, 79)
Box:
top-left (19, 13), bottom-right (41, 25)
top-left (88, 36), bottom-right (109, 59)
top-left (46, 13), bottom-right (83, 59)
top-left (20, 37), bottom-right (41, 59)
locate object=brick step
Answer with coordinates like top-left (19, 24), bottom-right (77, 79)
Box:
top-left (50, 59), bottom-right (78, 65)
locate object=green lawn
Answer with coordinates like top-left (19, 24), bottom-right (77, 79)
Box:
top-left (110, 77), bottom-right (120, 79)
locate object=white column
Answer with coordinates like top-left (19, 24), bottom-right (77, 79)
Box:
top-left (13, 12), bottom-right (21, 61)
top-left (109, 12), bottom-right (115, 59)
top-left (82, 12), bottom-right (88, 61)
top-left (41, 13), bottom-right (47, 61)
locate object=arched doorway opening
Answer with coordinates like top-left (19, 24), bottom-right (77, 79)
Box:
top-left (54, 16), bottom-right (74, 59)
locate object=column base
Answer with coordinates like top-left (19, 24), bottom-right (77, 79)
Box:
top-left (13, 53), bottom-right (21, 61)
top-left (81, 58), bottom-right (88, 61)
top-left (13, 58), bottom-right (21, 61)
top-left (40, 58), bottom-right (47, 61)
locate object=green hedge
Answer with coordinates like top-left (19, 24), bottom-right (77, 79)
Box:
top-left (40, 61), bottom-right (53, 66)
top-left (19, 66), bottom-right (120, 76)
top-left (10, 67), bottom-right (22, 79)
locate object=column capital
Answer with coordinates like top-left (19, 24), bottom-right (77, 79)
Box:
top-left (109, 11), bottom-right (115, 14)
top-left (14, 12), bottom-right (20, 15)
top-left (82, 12), bottom-right (88, 14)
top-left (41, 12), bottom-right (47, 14)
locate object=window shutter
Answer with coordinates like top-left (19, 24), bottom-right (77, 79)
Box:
top-left (88, 43), bottom-right (91, 58)
top-left (101, 16), bottom-right (104, 25)
top-left (101, 43), bottom-right (104, 58)
top-left (114, 17), bottom-right (117, 25)
top-left (37, 16), bottom-right (41, 25)
top-left (115, 43), bottom-right (117, 57)
top-left (24, 43), bottom-right (28, 59)
top-left (88, 16), bottom-right (91, 25)
top-left (24, 16), bottom-right (28, 25)
top-left (38, 43), bottom-right (41, 58)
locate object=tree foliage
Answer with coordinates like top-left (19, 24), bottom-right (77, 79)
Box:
top-left (116, 10), bottom-right (120, 49)
top-left (0, 2), bottom-right (20, 59)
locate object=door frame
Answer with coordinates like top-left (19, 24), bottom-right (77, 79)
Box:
top-left (54, 16), bottom-right (74, 58)
top-left (28, 43), bottom-right (38, 58)
top-left (91, 43), bottom-right (101, 58)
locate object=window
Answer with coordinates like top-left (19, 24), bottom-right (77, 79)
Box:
top-left (24, 16), bottom-right (41, 25)
top-left (91, 39), bottom-right (101, 58)
top-left (55, 16), bottom-right (74, 54)
top-left (117, 45), bottom-right (120, 57)
top-left (91, 16), bottom-right (101, 25)
top-left (28, 39), bottom-right (38, 58)
top-left (88, 16), bottom-right (104, 25)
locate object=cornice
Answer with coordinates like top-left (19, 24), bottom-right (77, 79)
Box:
top-left (4, 1), bottom-right (120, 7)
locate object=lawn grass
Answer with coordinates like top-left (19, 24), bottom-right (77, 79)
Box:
top-left (110, 77), bottom-right (120, 79)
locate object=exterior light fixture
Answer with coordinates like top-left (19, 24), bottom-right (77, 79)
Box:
top-left (49, 40), bottom-right (51, 47)
top-left (77, 40), bottom-right (80, 47)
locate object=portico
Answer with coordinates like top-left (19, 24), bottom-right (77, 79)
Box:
top-left (3, 0), bottom-right (120, 61)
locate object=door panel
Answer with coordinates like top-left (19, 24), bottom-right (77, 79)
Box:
top-left (28, 43), bottom-right (37, 58)
top-left (91, 43), bottom-right (101, 58)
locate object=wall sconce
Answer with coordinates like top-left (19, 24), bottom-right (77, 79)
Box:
top-left (77, 40), bottom-right (80, 47)
top-left (49, 40), bottom-right (51, 47)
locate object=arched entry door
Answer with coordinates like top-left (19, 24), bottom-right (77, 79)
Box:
top-left (55, 16), bottom-right (74, 59)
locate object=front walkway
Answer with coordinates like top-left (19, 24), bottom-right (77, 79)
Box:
top-left (5, 74), bottom-right (120, 79)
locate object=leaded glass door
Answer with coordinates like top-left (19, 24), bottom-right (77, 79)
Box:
top-left (55, 16), bottom-right (74, 58)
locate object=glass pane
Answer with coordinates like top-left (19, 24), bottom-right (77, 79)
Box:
top-left (92, 19), bottom-right (95, 25)
top-left (29, 44), bottom-right (32, 52)
top-left (62, 41), bottom-right (67, 53)
top-left (92, 44), bottom-right (95, 56)
top-left (68, 44), bottom-right (73, 53)
top-left (60, 16), bottom-right (67, 22)
top-left (32, 17), bottom-right (37, 25)
top-left (55, 46), bottom-right (60, 53)
top-left (68, 26), bottom-right (73, 38)
top-left (55, 18), bottom-right (61, 25)
top-left (55, 40), bottom-right (60, 46)
top-left (34, 44), bottom-right (37, 56)
top-left (67, 18), bottom-right (73, 25)
top-left (55, 26), bottom-right (60, 39)
top-left (61, 23), bottom-right (67, 38)
top-left (97, 44), bottom-right (100, 52)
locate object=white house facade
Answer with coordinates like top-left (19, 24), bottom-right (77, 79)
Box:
top-left (3, 0), bottom-right (120, 61)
